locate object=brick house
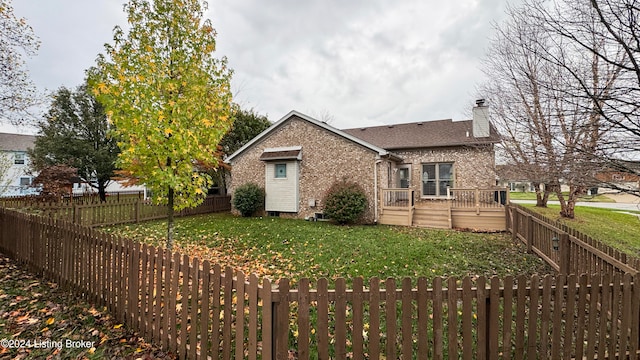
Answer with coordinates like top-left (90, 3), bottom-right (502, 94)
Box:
top-left (226, 102), bottom-right (503, 229)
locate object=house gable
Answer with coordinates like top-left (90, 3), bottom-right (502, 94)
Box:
top-left (226, 110), bottom-right (394, 163)
top-left (227, 112), bottom-right (392, 222)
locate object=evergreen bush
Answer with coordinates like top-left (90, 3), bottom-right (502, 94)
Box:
top-left (323, 180), bottom-right (368, 224)
top-left (232, 183), bottom-right (265, 217)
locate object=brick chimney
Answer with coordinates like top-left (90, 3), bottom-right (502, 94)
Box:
top-left (472, 99), bottom-right (490, 138)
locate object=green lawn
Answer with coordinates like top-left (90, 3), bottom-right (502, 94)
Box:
top-left (103, 213), bottom-right (552, 283)
top-left (522, 204), bottom-right (640, 256)
top-left (509, 192), bottom-right (615, 202)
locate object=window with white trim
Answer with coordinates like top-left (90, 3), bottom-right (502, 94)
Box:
top-left (14, 152), bottom-right (25, 165)
top-left (275, 163), bottom-right (287, 178)
top-left (421, 163), bottom-right (453, 197)
top-left (19, 177), bottom-right (32, 186)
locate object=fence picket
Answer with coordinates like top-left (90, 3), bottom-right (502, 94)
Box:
top-left (189, 258), bottom-right (200, 359)
top-left (297, 278), bottom-right (310, 360)
top-left (247, 273), bottom-right (258, 360)
top-left (586, 274), bottom-right (600, 359)
top-left (352, 277), bottom-right (364, 360)
top-left (550, 274), bottom-right (565, 359)
top-left (514, 275), bottom-right (526, 360)
top-left (336, 277), bottom-right (347, 359)
top-left (417, 277), bottom-right (429, 360)
top-left (210, 264), bottom-right (222, 359)
top-left (476, 276), bottom-right (486, 359)
top-left (276, 278), bottom-right (289, 360)
top-left (201, 260), bottom-right (211, 360)
top-left (433, 277), bottom-right (443, 360)
top-left (234, 270), bottom-right (245, 360)
top-left (179, 255), bottom-right (190, 358)
top-left (575, 274), bottom-right (589, 359)
top-left (527, 274), bottom-right (539, 359)
top-left (620, 274), bottom-right (633, 356)
top-left (540, 275), bottom-right (552, 358)
top-left (402, 277), bottom-right (413, 359)
top-left (598, 273), bottom-right (611, 360)
top-left (222, 267), bottom-right (233, 359)
top-left (630, 274), bottom-right (640, 357)
top-left (461, 277), bottom-right (473, 360)
top-left (368, 278), bottom-right (380, 359)
top-left (447, 277), bottom-right (458, 359)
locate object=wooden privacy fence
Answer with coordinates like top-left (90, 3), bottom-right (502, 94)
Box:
top-left (2, 208), bottom-right (640, 359)
top-left (0, 195), bottom-right (231, 227)
top-left (0, 190), bottom-right (145, 207)
top-left (507, 204), bottom-right (640, 276)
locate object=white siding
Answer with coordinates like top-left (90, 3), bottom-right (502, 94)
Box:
top-left (265, 161), bottom-right (299, 212)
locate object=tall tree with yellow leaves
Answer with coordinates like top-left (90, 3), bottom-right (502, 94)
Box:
top-left (90, 0), bottom-right (234, 249)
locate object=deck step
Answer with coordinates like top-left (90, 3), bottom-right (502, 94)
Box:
top-left (412, 208), bottom-right (451, 229)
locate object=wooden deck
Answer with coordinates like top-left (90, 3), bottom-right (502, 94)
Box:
top-left (379, 188), bottom-right (508, 231)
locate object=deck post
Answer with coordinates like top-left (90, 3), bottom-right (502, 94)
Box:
top-left (408, 189), bottom-right (414, 226)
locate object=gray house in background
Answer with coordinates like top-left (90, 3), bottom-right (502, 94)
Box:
top-left (0, 132), bottom-right (37, 196)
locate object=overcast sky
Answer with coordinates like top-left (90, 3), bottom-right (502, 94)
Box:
top-left (5, 0), bottom-right (516, 133)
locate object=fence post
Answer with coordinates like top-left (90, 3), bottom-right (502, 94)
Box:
top-left (560, 233), bottom-right (570, 275)
top-left (475, 187), bottom-right (480, 215)
top-left (527, 214), bottom-right (533, 254)
top-left (512, 208), bottom-right (518, 241)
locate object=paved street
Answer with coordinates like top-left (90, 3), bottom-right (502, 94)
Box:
top-left (511, 197), bottom-right (640, 212)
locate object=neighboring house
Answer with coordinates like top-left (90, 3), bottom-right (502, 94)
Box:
top-left (594, 162), bottom-right (640, 192)
top-left (226, 101), bottom-right (504, 229)
top-left (0, 132), bottom-right (38, 197)
top-left (496, 165), bottom-right (537, 192)
top-left (0, 132), bottom-right (146, 198)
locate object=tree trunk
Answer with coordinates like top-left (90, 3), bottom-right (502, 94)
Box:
top-left (557, 189), bottom-right (575, 219)
top-left (98, 181), bottom-right (107, 202)
top-left (557, 185), bottom-right (585, 219)
top-left (533, 182), bottom-right (550, 207)
top-left (167, 186), bottom-right (174, 250)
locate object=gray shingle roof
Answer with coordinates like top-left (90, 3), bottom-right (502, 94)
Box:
top-left (342, 119), bottom-right (500, 150)
top-left (0, 132), bottom-right (36, 152)
top-left (259, 149), bottom-right (302, 161)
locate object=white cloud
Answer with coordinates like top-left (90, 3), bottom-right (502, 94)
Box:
top-left (8, 0), bottom-right (517, 131)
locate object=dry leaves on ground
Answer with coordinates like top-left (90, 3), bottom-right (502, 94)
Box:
top-left (0, 253), bottom-right (176, 360)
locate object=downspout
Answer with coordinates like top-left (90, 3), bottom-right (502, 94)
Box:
top-left (374, 157), bottom-right (382, 223)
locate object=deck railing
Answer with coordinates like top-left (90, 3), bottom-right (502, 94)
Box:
top-left (381, 188), bottom-right (414, 208)
top-left (447, 188), bottom-right (509, 210)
